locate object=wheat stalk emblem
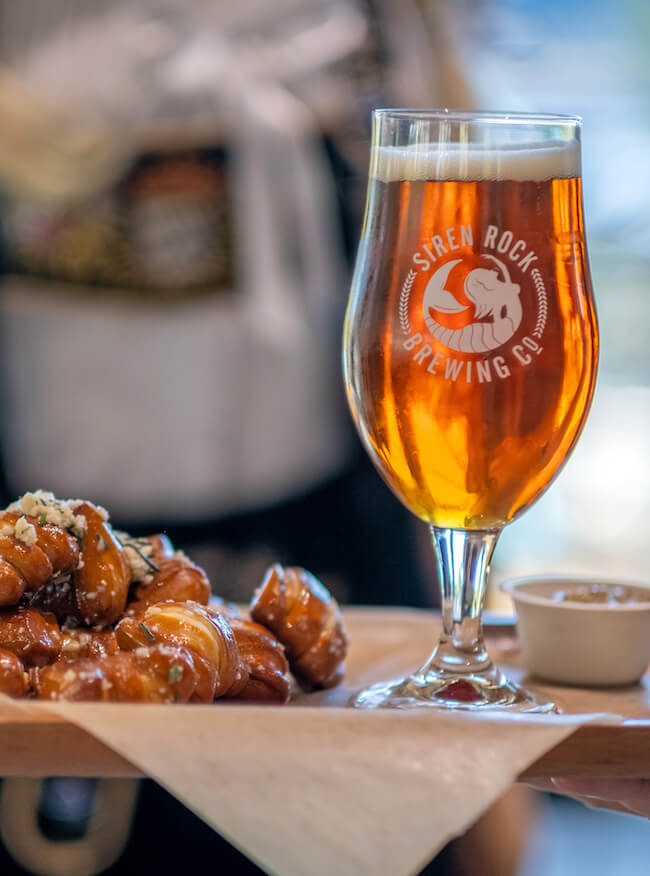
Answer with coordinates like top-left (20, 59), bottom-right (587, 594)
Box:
top-left (531, 268), bottom-right (547, 339)
top-left (400, 269), bottom-right (416, 335)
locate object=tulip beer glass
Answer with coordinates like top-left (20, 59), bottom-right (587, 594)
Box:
top-left (343, 110), bottom-right (598, 709)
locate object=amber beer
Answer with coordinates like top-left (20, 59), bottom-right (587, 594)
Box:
top-left (344, 143), bottom-right (599, 530)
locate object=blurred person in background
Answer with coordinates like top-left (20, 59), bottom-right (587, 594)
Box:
top-left (0, 0), bottom-right (442, 609)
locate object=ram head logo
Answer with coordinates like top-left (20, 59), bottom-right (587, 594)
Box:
top-left (423, 255), bottom-right (522, 353)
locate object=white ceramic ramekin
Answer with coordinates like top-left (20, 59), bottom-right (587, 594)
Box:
top-left (500, 575), bottom-right (650, 687)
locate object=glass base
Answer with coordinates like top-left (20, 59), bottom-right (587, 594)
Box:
top-left (350, 666), bottom-right (556, 713)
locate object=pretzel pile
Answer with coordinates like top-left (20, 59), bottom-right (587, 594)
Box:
top-left (0, 492), bottom-right (347, 703)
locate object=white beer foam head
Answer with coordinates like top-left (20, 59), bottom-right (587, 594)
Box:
top-left (371, 140), bottom-right (580, 182)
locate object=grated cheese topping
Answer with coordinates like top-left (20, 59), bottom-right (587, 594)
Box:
top-left (114, 531), bottom-right (156, 584)
top-left (6, 490), bottom-right (108, 538)
top-left (14, 516), bottom-right (37, 547)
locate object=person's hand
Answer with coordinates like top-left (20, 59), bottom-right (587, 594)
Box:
top-left (527, 778), bottom-right (650, 818)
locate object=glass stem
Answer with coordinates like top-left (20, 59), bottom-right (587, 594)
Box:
top-left (418, 527), bottom-right (501, 678)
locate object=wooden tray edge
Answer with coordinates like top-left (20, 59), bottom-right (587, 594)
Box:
top-left (0, 717), bottom-right (647, 779)
top-left (520, 724), bottom-right (650, 779)
top-left (0, 718), bottom-right (141, 777)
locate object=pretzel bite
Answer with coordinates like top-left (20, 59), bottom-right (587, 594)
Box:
top-left (0, 560), bottom-right (26, 608)
top-left (0, 648), bottom-right (27, 697)
top-left (115, 601), bottom-right (247, 702)
top-left (125, 553), bottom-right (211, 617)
top-left (32, 644), bottom-right (197, 702)
top-left (0, 526), bottom-right (53, 605)
top-left (1, 512), bottom-right (80, 576)
top-left (59, 629), bottom-right (119, 662)
top-left (227, 618), bottom-right (291, 704)
top-left (0, 508), bottom-right (81, 608)
top-left (0, 607), bottom-right (61, 667)
top-left (71, 503), bottom-right (130, 628)
top-left (250, 565), bottom-right (347, 690)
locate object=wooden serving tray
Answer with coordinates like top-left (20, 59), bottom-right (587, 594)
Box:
top-left (0, 709), bottom-right (647, 779)
top-left (0, 608), bottom-right (647, 779)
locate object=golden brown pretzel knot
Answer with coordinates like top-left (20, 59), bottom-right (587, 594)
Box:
top-left (115, 601), bottom-right (248, 702)
top-left (0, 607), bottom-right (62, 667)
top-left (32, 644), bottom-right (198, 702)
top-left (228, 618), bottom-right (291, 704)
top-left (0, 647), bottom-right (28, 698)
top-left (125, 544), bottom-right (211, 617)
top-left (71, 503), bottom-right (130, 628)
top-left (0, 511), bottom-right (79, 607)
top-left (250, 564), bottom-right (348, 689)
top-left (2, 501), bottom-right (131, 630)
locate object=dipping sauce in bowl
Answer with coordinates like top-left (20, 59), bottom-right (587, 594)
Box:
top-left (552, 583), bottom-right (650, 605)
top-left (500, 576), bottom-right (650, 687)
